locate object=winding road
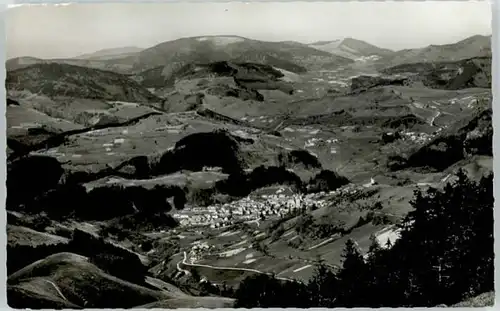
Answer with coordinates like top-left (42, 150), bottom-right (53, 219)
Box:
top-left (176, 257), bottom-right (191, 276)
top-left (178, 251), bottom-right (301, 283)
top-left (430, 111), bottom-right (441, 126)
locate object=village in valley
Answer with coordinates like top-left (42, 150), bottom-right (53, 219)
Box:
top-left (173, 183), bottom-right (373, 229)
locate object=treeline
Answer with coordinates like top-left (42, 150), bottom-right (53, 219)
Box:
top-left (191, 165), bottom-right (350, 206)
top-left (234, 170), bottom-right (493, 307)
top-left (16, 182), bottom-right (184, 222)
top-left (187, 165), bottom-right (304, 206)
top-left (7, 155), bottom-right (186, 221)
top-left (216, 162), bottom-right (349, 199)
top-left (283, 110), bottom-right (425, 131)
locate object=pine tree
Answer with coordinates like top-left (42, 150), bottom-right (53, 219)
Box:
top-left (385, 239), bottom-right (392, 248)
top-left (335, 238), bottom-right (368, 307)
top-left (308, 263), bottom-right (339, 307)
top-left (363, 233), bottom-right (387, 306)
top-left (368, 233), bottom-right (382, 259)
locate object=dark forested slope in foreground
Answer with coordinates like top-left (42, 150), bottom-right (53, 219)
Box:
top-left (234, 170), bottom-right (493, 308)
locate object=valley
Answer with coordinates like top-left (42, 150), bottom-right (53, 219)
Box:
top-left (5, 31), bottom-right (493, 308)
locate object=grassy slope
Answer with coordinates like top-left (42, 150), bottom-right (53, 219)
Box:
top-left (7, 225), bottom-right (70, 247)
top-left (451, 291), bottom-right (494, 307)
top-left (137, 296), bottom-right (235, 308)
top-left (8, 252), bottom-right (171, 308)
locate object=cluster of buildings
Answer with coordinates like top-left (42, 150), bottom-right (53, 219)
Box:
top-left (188, 241), bottom-right (213, 263)
top-left (173, 190), bottom-right (335, 228)
top-left (401, 130), bottom-right (436, 144)
top-left (304, 137), bottom-right (339, 148)
top-left (171, 180), bottom-right (377, 229)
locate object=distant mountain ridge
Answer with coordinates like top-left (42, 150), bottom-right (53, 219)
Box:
top-left (5, 56), bottom-right (135, 74)
top-left (6, 35), bottom-right (353, 75)
top-left (74, 46), bottom-right (144, 60)
top-left (309, 37), bottom-right (394, 60)
top-left (6, 34), bottom-right (491, 76)
top-left (125, 35), bottom-right (353, 74)
top-left (309, 35), bottom-right (491, 67)
top-left (380, 35), bottom-right (491, 67)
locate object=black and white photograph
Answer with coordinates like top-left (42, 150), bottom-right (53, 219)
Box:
top-left (4, 1), bottom-right (494, 308)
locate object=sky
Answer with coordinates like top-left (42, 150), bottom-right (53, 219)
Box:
top-left (5, 1), bottom-right (493, 59)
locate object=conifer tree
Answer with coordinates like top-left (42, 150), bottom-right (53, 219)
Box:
top-left (308, 263), bottom-right (339, 307)
top-left (368, 233), bottom-right (382, 259)
top-left (336, 238), bottom-right (368, 306)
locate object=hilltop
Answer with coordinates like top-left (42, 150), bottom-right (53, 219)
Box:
top-left (6, 56), bottom-right (136, 74)
top-left (6, 63), bottom-right (160, 103)
top-left (379, 35), bottom-right (491, 68)
top-left (5, 62), bottom-right (164, 156)
top-left (382, 56), bottom-right (491, 90)
top-left (135, 61), bottom-right (296, 112)
top-left (310, 38), bottom-right (394, 60)
top-left (134, 60), bottom-right (293, 89)
top-left (309, 35), bottom-right (491, 70)
top-left (126, 35), bottom-right (353, 74)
